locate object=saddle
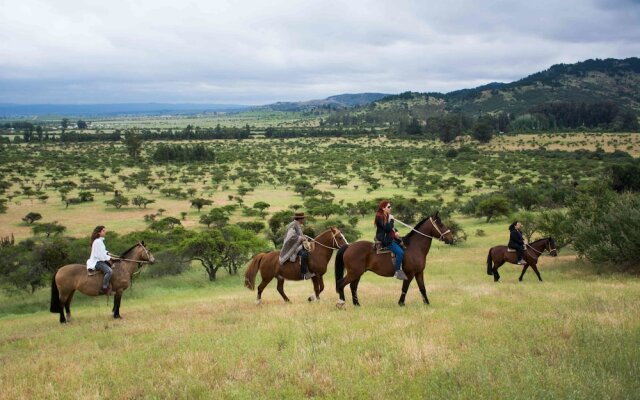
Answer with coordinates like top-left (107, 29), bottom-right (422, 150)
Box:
top-left (87, 269), bottom-right (100, 277)
top-left (373, 240), bottom-right (391, 254)
top-left (507, 248), bottom-right (517, 253)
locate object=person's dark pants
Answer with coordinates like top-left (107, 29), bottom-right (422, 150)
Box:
top-left (516, 247), bottom-right (524, 263)
top-left (298, 249), bottom-right (309, 275)
top-left (95, 261), bottom-right (112, 289)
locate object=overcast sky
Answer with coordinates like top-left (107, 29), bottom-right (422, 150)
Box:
top-left (1, 0), bottom-right (639, 104)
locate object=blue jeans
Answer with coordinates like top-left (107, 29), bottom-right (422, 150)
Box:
top-left (94, 261), bottom-right (112, 289)
top-left (389, 241), bottom-right (404, 271)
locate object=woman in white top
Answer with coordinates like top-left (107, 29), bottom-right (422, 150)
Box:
top-left (87, 225), bottom-right (114, 295)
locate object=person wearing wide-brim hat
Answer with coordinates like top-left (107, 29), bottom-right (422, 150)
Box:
top-left (279, 212), bottom-right (315, 280)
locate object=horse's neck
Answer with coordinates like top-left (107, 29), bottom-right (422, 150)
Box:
top-left (118, 248), bottom-right (141, 276)
top-left (408, 223), bottom-right (434, 257)
top-left (313, 231), bottom-right (334, 259)
top-left (531, 240), bottom-right (547, 252)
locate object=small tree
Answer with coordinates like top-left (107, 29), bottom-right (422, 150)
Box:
top-left (22, 212), bottom-right (42, 224)
top-left (190, 198), bottom-right (213, 213)
top-left (32, 222), bottom-right (66, 237)
top-left (133, 195), bottom-right (155, 208)
top-left (252, 201), bottom-right (270, 219)
top-left (472, 115), bottom-right (495, 143)
top-left (475, 195), bottom-right (510, 222)
top-left (124, 129), bottom-right (143, 160)
top-left (105, 195), bottom-right (130, 209)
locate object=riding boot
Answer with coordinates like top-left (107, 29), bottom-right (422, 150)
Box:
top-left (394, 269), bottom-right (408, 280)
top-left (299, 250), bottom-right (315, 280)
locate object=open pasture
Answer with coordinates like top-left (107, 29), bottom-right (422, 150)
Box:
top-left (0, 133), bottom-right (639, 398)
top-left (1, 226), bottom-right (639, 399)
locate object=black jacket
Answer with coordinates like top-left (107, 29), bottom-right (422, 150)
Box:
top-left (508, 226), bottom-right (524, 250)
top-left (375, 215), bottom-right (395, 247)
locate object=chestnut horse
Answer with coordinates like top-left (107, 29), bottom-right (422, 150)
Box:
top-left (50, 242), bottom-right (155, 323)
top-left (244, 227), bottom-right (348, 304)
top-left (335, 213), bottom-right (454, 308)
top-left (486, 237), bottom-right (557, 282)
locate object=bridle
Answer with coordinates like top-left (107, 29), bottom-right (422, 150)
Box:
top-left (112, 242), bottom-right (154, 269)
top-left (525, 239), bottom-right (557, 257)
top-left (395, 217), bottom-right (451, 241)
top-left (305, 229), bottom-right (349, 250)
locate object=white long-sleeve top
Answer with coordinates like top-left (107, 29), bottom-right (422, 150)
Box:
top-left (87, 237), bottom-right (110, 269)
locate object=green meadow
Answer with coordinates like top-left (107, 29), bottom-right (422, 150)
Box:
top-left (1, 134), bottom-right (639, 399)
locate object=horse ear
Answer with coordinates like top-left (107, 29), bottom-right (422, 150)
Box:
top-left (435, 211), bottom-right (439, 218)
top-left (141, 240), bottom-right (145, 246)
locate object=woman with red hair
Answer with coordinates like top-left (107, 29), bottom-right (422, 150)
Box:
top-left (374, 200), bottom-right (407, 280)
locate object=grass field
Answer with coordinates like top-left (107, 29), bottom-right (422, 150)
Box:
top-left (1, 216), bottom-right (639, 399)
top-left (1, 133), bottom-right (639, 399)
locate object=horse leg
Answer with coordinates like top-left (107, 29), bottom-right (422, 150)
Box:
top-left (398, 275), bottom-right (414, 306)
top-left (531, 264), bottom-right (543, 282)
top-left (519, 264), bottom-right (529, 281)
top-left (64, 291), bottom-right (75, 322)
top-left (350, 278), bottom-right (361, 306)
top-left (336, 271), bottom-right (360, 309)
top-left (256, 275), bottom-right (273, 305)
top-left (276, 277), bottom-right (290, 303)
top-left (57, 288), bottom-right (69, 324)
top-left (308, 276), bottom-right (320, 302)
top-left (493, 261), bottom-right (505, 282)
top-left (113, 292), bottom-right (122, 319)
top-left (414, 271), bottom-right (430, 305)
top-left (318, 275), bottom-right (325, 298)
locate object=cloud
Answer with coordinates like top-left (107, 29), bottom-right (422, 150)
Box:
top-left (1, 0), bottom-right (639, 103)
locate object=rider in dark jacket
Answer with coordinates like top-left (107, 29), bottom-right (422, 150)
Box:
top-left (508, 221), bottom-right (525, 265)
top-left (375, 200), bottom-right (407, 280)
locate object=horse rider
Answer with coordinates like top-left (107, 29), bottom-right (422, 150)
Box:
top-left (87, 225), bottom-right (116, 294)
top-left (279, 212), bottom-right (315, 280)
top-left (508, 221), bottom-right (526, 265)
top-left (375, 200), bottom-right (407, 280)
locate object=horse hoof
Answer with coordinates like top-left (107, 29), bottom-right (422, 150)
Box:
top-left (336, 300), bottom-right (345, 310)
top-left (398, 302), bottom-right (405, 307)
top-left (308, 295), bottom-right (317, 302)
top-left (255, 300), bottom-right (261, 305)
top-left (113, 315), bottom-right (121, 319)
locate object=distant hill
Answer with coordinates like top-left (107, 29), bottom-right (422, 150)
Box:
top-left (0, 103), bottom-right (250, 118)
top-left (373, 57), bottom-right (640, 116)
top-left (259, 93), bottom-right (389, 112)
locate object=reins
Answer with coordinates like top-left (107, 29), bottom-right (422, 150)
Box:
top-left (304, 230), bottom-right (348, 250)
top-left (524, 239), bottom-right (557, 258)
top-left (394, 217), bottom-right (451, 241)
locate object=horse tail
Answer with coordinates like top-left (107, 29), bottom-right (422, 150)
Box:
top-left (486, 249), bottom-right (494, 275)
top-left (244, 253), bottom-right (263, 291)
top-left (335, 244), bottom-right (349, 292)
top-left (50, 270), bottom-right (61, 313)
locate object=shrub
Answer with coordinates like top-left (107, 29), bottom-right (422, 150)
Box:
top-left (572, 192), bottom-right (640, 269)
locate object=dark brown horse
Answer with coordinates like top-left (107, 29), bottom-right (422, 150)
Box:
top-left (335, 213), bottom-right (454, 308)
top-left (244, 227), bottom-right (348, 304)
top-left (486, 237), bottom-right (557, 282)
top-left (50, 242), bottom-right (155, 323)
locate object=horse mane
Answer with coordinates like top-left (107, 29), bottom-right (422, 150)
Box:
top-left (120, 243), bottom-right (140, 259)
top-left (530, 237), bottom-right (550, 246)
top-left (402, 217), bottom-right (430, 246)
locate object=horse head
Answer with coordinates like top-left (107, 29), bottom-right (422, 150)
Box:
top-left (548, 238), bottom-right (558, 257)
top-left (135, 241), bottom-right (156, 264)
top-left (329, 226), bottom-right (349, 248)
top-left (429, 212), bottom-right (454, 244)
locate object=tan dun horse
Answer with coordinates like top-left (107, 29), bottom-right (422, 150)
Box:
top-left (486, 237), bottom-right (557, 282)
top-left (50, 242), bottom-right (155, 323)
top-left (245, 227), bottom-right (348, 304)
top-left (335, 213), bottom-right (454, 308)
